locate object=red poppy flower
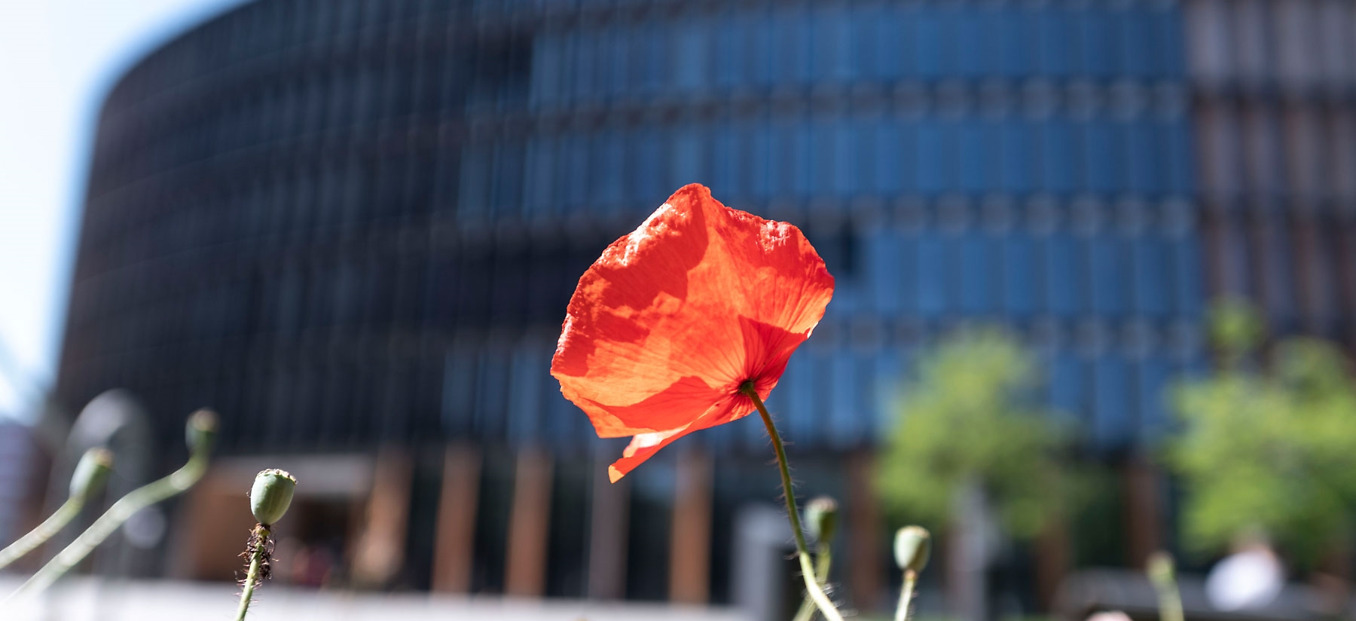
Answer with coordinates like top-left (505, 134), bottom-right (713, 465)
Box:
top-left (551, 184), bottom-right (835, 482)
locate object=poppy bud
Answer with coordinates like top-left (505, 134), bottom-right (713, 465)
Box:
top-left (186, 409), bottom-right (218, 453)
top-left (69, 448), bottom-right (113, 502)
top-left (893, 526), bottom-right (931, 574)
top-left (250, 469), bottom-right (296, 526)
top-left (804, 496), bottom-right (839, 544)
top-left (1146, 550), bottom-right (1175, 585)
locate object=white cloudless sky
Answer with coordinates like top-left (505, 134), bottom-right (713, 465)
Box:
top-left (0, 0), bottom-right (242, 421)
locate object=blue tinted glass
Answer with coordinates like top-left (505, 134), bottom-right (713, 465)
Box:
top-left (777, 351), bottom-right (815, 442)
top-left (1137, 357), bottom-right (1171, 443)
top-left (629, 127), bottom-right (664, 205)
top-left (1089, 234), bottom-right (1125, 316)
top-left (898, 229), bottom-right (920, 314)
top-left (593, 131), bottom-right (624, 209)
top-left (955, 5), bottom-right (983, 78)
top-left (1040, 119), bottom-right (1075, 194)
top-left (958, 121), bottom-right (986, 194)
top-left (869, 228), bottom-right (901, 313)
top-left (1153, 5), bottom-right (1186, 80)
top-left (996, 5), bottom-right (1027, 78)
top-left (767, 120), bottom-right (791, 197)
top-left (1125, 118), bottom-right (1157, 195)
top-left (1002, 232), bottom-right (1036, 316)
top-left (1082, 122), bottom-right (1116, 195)
top-left (571, 30), bottom-right (596, 104)
top-left (506, 346), bottom-right (544, 443)
top-left (1132, 234), bottom-right (1170, 317)
top-left (711, 122), bottom-right (740, 200)
top-left (523, 136), bottom-right (555, 217)
top-left (792, 122), bottom-right (814, 196)
top-left (812, 8), bottom-right (853, 82)
top-left (812, 118), bottom-right (835, 197)
top-left (834, 117), bottom-right (856, 197)
top-left (851, 6), bottom-right (879, 81)
top-left (1049, 349), bottom-right (1085, 417)
top-left (530, 33), bottom-right (561, 107)
top-left (669, 126), bottom-right (701, 190)
top-left (1163, 119), bottom-right (1195, 196)
top-left (1036, 8), bottom-right (1070, 77)
top-left (1119, 8), bottom-right (1151, 79)
top-left (960, 231), bottom-right (990, 314)
top-left (714, 15), bottom-right (741, 88)
top-left (877, 5), bottom-right (905, 81)
top-left (1001, 119), bottom-right (1033, 194)
top-left (1093, 354), bottom-right (1130, 449)
top-left (919, 234), bottom-right (947, 316)
top-left (1045, 230), bottom-right (1079, 316)
top-left (830, 347), bottom-right (862, 446)
top-left (673, 19), bottom-right (708, 92)
top-left (493, 140), bottom-right (525, 214)
top-left (1173, 233), bottom-right (1204, 317)
top-left (1080, 8), bottom-right (1112, 79)
top-left (876, 117), bottom-right (903, 195)
top-left (914, 5), bottom-right (942, 79)
top-left (457, 144), bottom-right (489, 218)
top-left (749, 120), bottom-right (771, 199)
top-left (749, 12), bottom-right (773, 87)
top-left (917, 122), bottom-right (949, 194)
top-left (854, 116), bottom-right (877, 195)
top-left (562, 133), bottom-right (588, 212)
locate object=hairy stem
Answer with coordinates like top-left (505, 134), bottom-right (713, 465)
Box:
top-left (5, 448), bottom-right (210, 599)
top-left (0, 498), bottom-right (83, 571)
top-left (743, 384), bottom-right (844, 621)
top-left (235, 525), bottom-right (271, 621)
top-left (792, 542), bottom-right (833, 621)
top-left (895, 570), bottom-right (918, 621)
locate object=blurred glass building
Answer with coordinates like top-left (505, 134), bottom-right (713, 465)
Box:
top-left (48, 0), bottom-right (1356, 612)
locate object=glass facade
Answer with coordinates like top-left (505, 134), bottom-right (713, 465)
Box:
top-left (60, 0), bottom-right (1201, 460)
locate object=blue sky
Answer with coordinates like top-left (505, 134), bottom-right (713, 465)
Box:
top-left (0, 0), bottom-right (241, 421)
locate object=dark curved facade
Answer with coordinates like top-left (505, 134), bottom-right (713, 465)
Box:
top-left (57, 0), bottom-right (1356, 609)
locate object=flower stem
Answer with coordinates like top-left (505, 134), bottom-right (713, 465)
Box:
top-left (895, 570), bottom-right (918, 621)
top-left (5, 442), bottom-right (210, 600)
top-left (792, 542), bottom-right (832, 621)
top-left (0, 498), bottom-right (83, 571)
top-left (742, 384), bottom-right (843, 621)
top-left (235, 524), bottom-right (271, 621)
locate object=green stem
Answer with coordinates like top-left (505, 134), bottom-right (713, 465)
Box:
top-left (235, 525), bottom-right (271, 621)
top-left (792, 542), bottom-right (832, 621)
top-left (5, 448), bottom-right (210, 600)
top-left (895, 570), bottom-right (917, 621)
top-left (0, 498), bottom-right (83, 571)
top-left (743, 384), bottom-right (844, 621)
top-left (1153, 578), bottom-right (1184, 621)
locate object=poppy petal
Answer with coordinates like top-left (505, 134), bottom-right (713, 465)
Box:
top-left (551, 184), bottom-right (835, 480)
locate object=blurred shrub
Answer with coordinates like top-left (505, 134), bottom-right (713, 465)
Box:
top-left (1171, 301), bottom-right (1356, 566)
top-left (875, 329), bottom-right (1069, 539)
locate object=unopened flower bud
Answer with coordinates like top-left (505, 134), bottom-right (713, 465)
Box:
top-left (250, 469), bottom-right (296, 526)
top-left (69, 448), bottom-right (113, 502)
top-left (894, 526), bottom-right (931, 574)
top-left (186, 409), bottom-right (218, 454)
top-left (1146, 550), bottom-right (1175, 585)
top-left (804, 496), bottom-right (839, 544)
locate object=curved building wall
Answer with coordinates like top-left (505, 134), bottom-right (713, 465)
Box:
top-left (59, 0), bottom-right (1202, 458)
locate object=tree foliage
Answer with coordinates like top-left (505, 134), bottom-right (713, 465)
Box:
top-left (1171, 302), bottom-right (1356, 566)
top-left (875, 329), bottom-right (1067, 539)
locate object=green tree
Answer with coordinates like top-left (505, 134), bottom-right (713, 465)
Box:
top-left (1170, 301), bottom-right (1356, 566)
top-left (875, 329), bottom-right (1067, 539)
